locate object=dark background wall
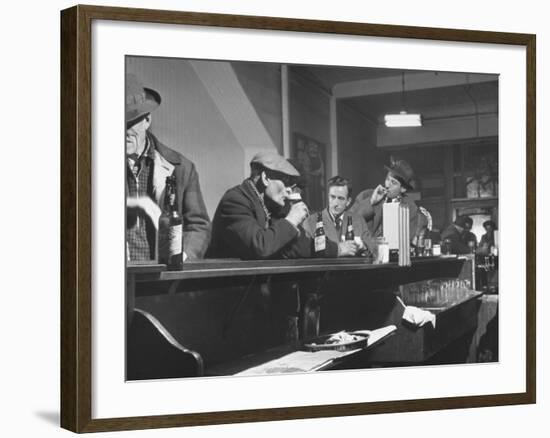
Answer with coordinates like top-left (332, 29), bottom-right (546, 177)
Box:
top-left (337, 103), bottom-right (386, 198)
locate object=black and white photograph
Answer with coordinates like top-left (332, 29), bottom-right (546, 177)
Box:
top-left (125, 56), bottom-right (499, 380)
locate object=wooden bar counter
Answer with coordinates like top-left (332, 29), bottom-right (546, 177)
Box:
top-left (126, 255), bottom-right (490, 379)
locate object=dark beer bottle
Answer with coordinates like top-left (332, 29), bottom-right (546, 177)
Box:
top-left (314, 212), bottom-right (326, 257)
top-left (345, 216), bottom-right (355, 241)
top-left (158, 176), bottom-right (184, 270)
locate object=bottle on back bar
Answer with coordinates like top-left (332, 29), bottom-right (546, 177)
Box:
top-left (345, 216), bottom-right (355, 241)
top-left (158, 175), bottom-right (184, 270)
top-left (416, 229), bottom-right (426, 257)
top-left (314, 212), bottom-right (326, 257)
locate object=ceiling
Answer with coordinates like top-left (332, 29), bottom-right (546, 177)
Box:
top-left (291, 65), bottom-right (498, 123)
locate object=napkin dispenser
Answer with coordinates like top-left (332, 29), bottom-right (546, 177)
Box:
top-left (383, 202), bottom-right (411, 266)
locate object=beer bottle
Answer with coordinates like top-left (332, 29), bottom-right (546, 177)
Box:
top-left (158, 176), bottom-right (184, 270)
top-left (314, 212), bottom-right (326, 257)
top-left (345, 216), bottom-right (355, 241)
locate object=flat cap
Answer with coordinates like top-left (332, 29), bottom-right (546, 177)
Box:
top-left (250, 151), bottom-right (300, 177)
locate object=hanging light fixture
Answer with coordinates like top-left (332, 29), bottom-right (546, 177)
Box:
top-left (384, 72), bottom-right (422, 127)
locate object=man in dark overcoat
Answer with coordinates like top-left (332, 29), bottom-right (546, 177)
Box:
top-left (125, 74), bottom-right (211, 261)
top-left (207, 151), bottom-right (310, 260)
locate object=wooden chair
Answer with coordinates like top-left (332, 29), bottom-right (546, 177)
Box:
top-left (126, 308), bottom-right (204, 380)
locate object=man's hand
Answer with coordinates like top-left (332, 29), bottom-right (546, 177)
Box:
top-left (338, 240), bottom-right (359, 257)
top-left (354, 236), bottom-right (366, 252)
top-left (370, 185), bottom-right (387, 205)
top-left (127, 196), bottom-right (162, 229)
top-left (285, 201), bottom-right (309, 227)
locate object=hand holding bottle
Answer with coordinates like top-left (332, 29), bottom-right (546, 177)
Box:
top-left (338, 240), bottom-right (359, 257)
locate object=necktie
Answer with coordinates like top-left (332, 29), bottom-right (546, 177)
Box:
top-left (335, 217), bottom-right (342, 234)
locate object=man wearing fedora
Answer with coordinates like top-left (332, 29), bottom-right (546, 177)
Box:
top-left (207, 151), bottom-right (310, 260)
top-left (126, 74), bottom-right (211, 262)
top-left (350, 158), bottom-right (420, 240)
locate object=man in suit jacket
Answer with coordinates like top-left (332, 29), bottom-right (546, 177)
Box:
top-left (350, 159), bottom-right (420, 241)
top-left (478, 220), bottom-right (497, 255)
top-left (461, 217), bottom-right (478, 251)
top-left (125, 74), bottom-right (211, 261)
top-left (207, 151), bottom-right (310, 260)
top-left (441, 216), bottom-right (474, 255)
top-left (303, 176), bottom-right (376, 257)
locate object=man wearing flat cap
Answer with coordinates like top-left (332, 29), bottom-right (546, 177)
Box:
top-left (441, 216), bottom-right (474, 255)
top-left (126, 74), bottom-right (211, 262)
top-left (207, 151), bottom-right (310, 259)
top-left (349, 158), bottom-right (421, 240)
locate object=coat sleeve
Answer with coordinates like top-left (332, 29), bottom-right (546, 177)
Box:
top-left (217, 192), bottom-right (301, 260)
top-left (407, 199), bottom-right (421, 242)
top-left (180, 163), bottom-right (212, 259)
top-left (356, 215), bottom-right (377, 256)
top-left (350, 189), bottom-right (376, 222)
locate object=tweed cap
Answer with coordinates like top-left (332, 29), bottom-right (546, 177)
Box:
top-left (126, 74), bottom-right (161, 126)
top-left (250, 151), bottom-right (300, 177)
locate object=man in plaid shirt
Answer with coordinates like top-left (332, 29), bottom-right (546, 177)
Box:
top-left (126, 74), bottom-right (211, 262)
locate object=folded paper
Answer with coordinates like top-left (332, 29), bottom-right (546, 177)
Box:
top-left (402, 305), bottom-right (436, 329)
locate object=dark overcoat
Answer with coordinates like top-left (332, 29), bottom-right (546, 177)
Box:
top-left (208, 180), bottom-right (310, 260)
top-left (350, 188), bottom-right (420, 239)
top-left (132, 132), bottom-right (211, 260)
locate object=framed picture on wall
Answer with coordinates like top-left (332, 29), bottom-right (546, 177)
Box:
top-left (61, 4), bottom-right (535, 433)
top-left (292, 133), bottom-right (327, 211)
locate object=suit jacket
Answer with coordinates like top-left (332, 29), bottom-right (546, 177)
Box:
top-left (207, 180), bottom-right (310, 260)
top-left (350, 188), bottom-right (420, 240)
top-left (128, 132), bottom-right (211, 260)
top-left (480, 232), bottom-right (495, 248)
top-left (441, 224), bottom-right (471, 255)
top-left (462, 230), bottom-right (478, 248)
top-left (303, 209), bottom-right (376, 256)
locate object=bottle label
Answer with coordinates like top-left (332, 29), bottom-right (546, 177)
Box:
top-left (168, 224), bottom-right (183, 256)
top-left (314, 235), bottom-right (326, 252)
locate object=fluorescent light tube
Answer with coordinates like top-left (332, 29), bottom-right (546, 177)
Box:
top-left (384, 112), bottom-right (422, 127)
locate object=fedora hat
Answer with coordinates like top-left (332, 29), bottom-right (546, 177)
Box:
top-left (454, 215), bottom-right (473, 228)
top-left (126, 74), bottom-right (161, 126)
top-left (483, 220), bottom-right (497, 230)
top-left (384, 158), bottom-right (415, 190)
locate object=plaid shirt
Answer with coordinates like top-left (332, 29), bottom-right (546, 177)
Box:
top-left (126, 138), bottom-right (157, 261)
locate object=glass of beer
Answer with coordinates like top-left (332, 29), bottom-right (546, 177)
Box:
top-left (287, 190), bottom-right (302, 205)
